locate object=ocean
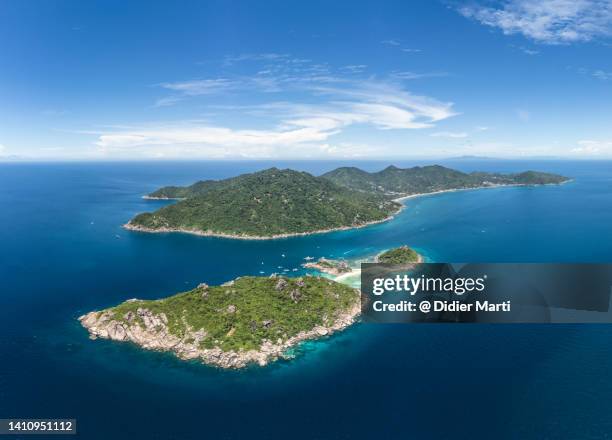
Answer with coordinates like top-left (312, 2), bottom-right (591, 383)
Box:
top-left (1, 159), bottom-right (612, 439)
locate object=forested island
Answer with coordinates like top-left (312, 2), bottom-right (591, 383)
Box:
top-left (125, 165), bottom-right (569, 239)
top-left (80, 275), bottom-right (360, 369)
top-left (127, 168), bottom-right (400, 239)
top-left (321, 165), bottom-right (568, 197)
top-left (377, 246), bottom-right (422, 264)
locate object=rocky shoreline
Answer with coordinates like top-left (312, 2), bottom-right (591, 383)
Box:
top-left (303, 258), bottom-right (353, 275)
top-left (79, 300), bottom-right (361, 369)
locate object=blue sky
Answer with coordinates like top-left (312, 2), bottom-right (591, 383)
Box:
top-left (1, 0), bottom-right (612, 160)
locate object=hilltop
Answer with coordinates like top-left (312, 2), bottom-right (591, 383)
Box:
top-left (128, 165), bottom-right (569, 239)
top-left (377, 246), bottom-right (422, 264)
top-left (79, 275), bottom-right (361, 369)
top-left (321, 165), bottom-right (568, 196)
top-left (127, 168), bottom-right (402, 238)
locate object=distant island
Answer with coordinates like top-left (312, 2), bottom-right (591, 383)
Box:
top-left (80, 275), bottom-right (360, 369)
top-left (125, 165), bottom-right (569, 239)
top-left (321, 165), bottom-right (568, 197)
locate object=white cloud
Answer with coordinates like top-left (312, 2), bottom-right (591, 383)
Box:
top-left (92, 53), bottom-right (460, 159)
top-left (459, 0), bottom-right (612, 44)
top-left (593, 69), bottom-right (612, 80)
top-left (381, 39), bottom-right (401, 46)
top-left (154, 96), bottom-right (184, 107)
top-left (311, 81), bottom-right (457, 123)
top-left (571, 140), bottom-right (612, 155)
top-left (95, 77), bottom-right (457, 158)
top-left (381, 39), bottom-right (422, 53)
top-left (430, 131), bottom-right (469, 138)
top-left (159, 78), bottom-right (237, 96)
top-left (0, 144), bottom-right (5, 155)
top-left (516, 46), bottom-right (540, 55)
top-left (341, 64), bottom-right (368, 73)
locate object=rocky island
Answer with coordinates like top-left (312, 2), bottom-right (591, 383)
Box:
top-left (79, 275), bottom-right (360, 369)
top-left (303, 258), bottom-right (353, 275)
top-left (126, 165), bottom-right (569, 239)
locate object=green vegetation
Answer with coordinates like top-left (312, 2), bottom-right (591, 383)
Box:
top-left (107, 276), bottom-right (359, 351)
top-left (377, 246), bottom-right (420, 264)
top-left (147, 179), bottom-right (226, 199)
top-left (131, 168), bottom-right (401, 237)
top-left (321, 165), bottom-right (569, 196)
top-left (131, 164), bottom-right (568, 238)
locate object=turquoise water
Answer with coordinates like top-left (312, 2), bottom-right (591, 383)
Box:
top-left (1, 160), bottom-right (612, 439)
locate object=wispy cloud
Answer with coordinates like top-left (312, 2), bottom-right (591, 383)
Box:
top-left (571, 139), bottom-right (612, 155)
top-left (593, 69), bottom-right (612, 80)
top-left (390, 71), bottom-right (448, 80)
top-left (430, 131), bottom-right (469, 138)
top-left (381, 39), bottom-right (401, 46)
top-left (510, 44), bottom-right (540, 55)
top-left (96, 72), bottom-right (457, 158)
top-left (160, 78), bottom-right (237, 96)
top-left (222, 53), bottom-right (290, 66)
top-left (459, 0), bottom-right (612, 44)
top-left (341, 64), bottom-right (368, 73)
top-left (520, 48), bottom-right (540, 55)
top-left (92, 51), bottom-right (460, 158)
top-left (381, 39), bottom-right (422, 53)
top-left (574, 66), bottom-right (612, 80)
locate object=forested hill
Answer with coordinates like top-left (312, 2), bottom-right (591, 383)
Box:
top-left (130, 165), bottom-right (568, 238)
top-left (129, 168), bottom-right (401, 238)
top-left (320, 165), bottom-right (568, 196)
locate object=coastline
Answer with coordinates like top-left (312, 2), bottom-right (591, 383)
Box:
top-left (122, 204), bottom-right (404, 240)
top-left (127, 179), bottom-right (571, 240)
top-left (142, 195), bottom-right (186, 201)
top-left (79, 298), bottom-right (361, 369)
top-left (391, 179), bottom-right (572, 202)
top-left (374, 252), bottom-right (424, 264)
top-left (325, 250), bottom-right (424, 284)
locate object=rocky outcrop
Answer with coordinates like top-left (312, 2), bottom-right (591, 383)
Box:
top-left (79, 301), bottom-right (360, 369)
top-left (303, 258), bottom-right (352, 275)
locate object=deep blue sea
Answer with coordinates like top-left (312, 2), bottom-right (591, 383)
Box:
top-left (2, 160), bottom-right (612, 439)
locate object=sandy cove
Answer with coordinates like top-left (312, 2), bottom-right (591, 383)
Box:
top-left (328, 251), bottom-right (424, 284)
